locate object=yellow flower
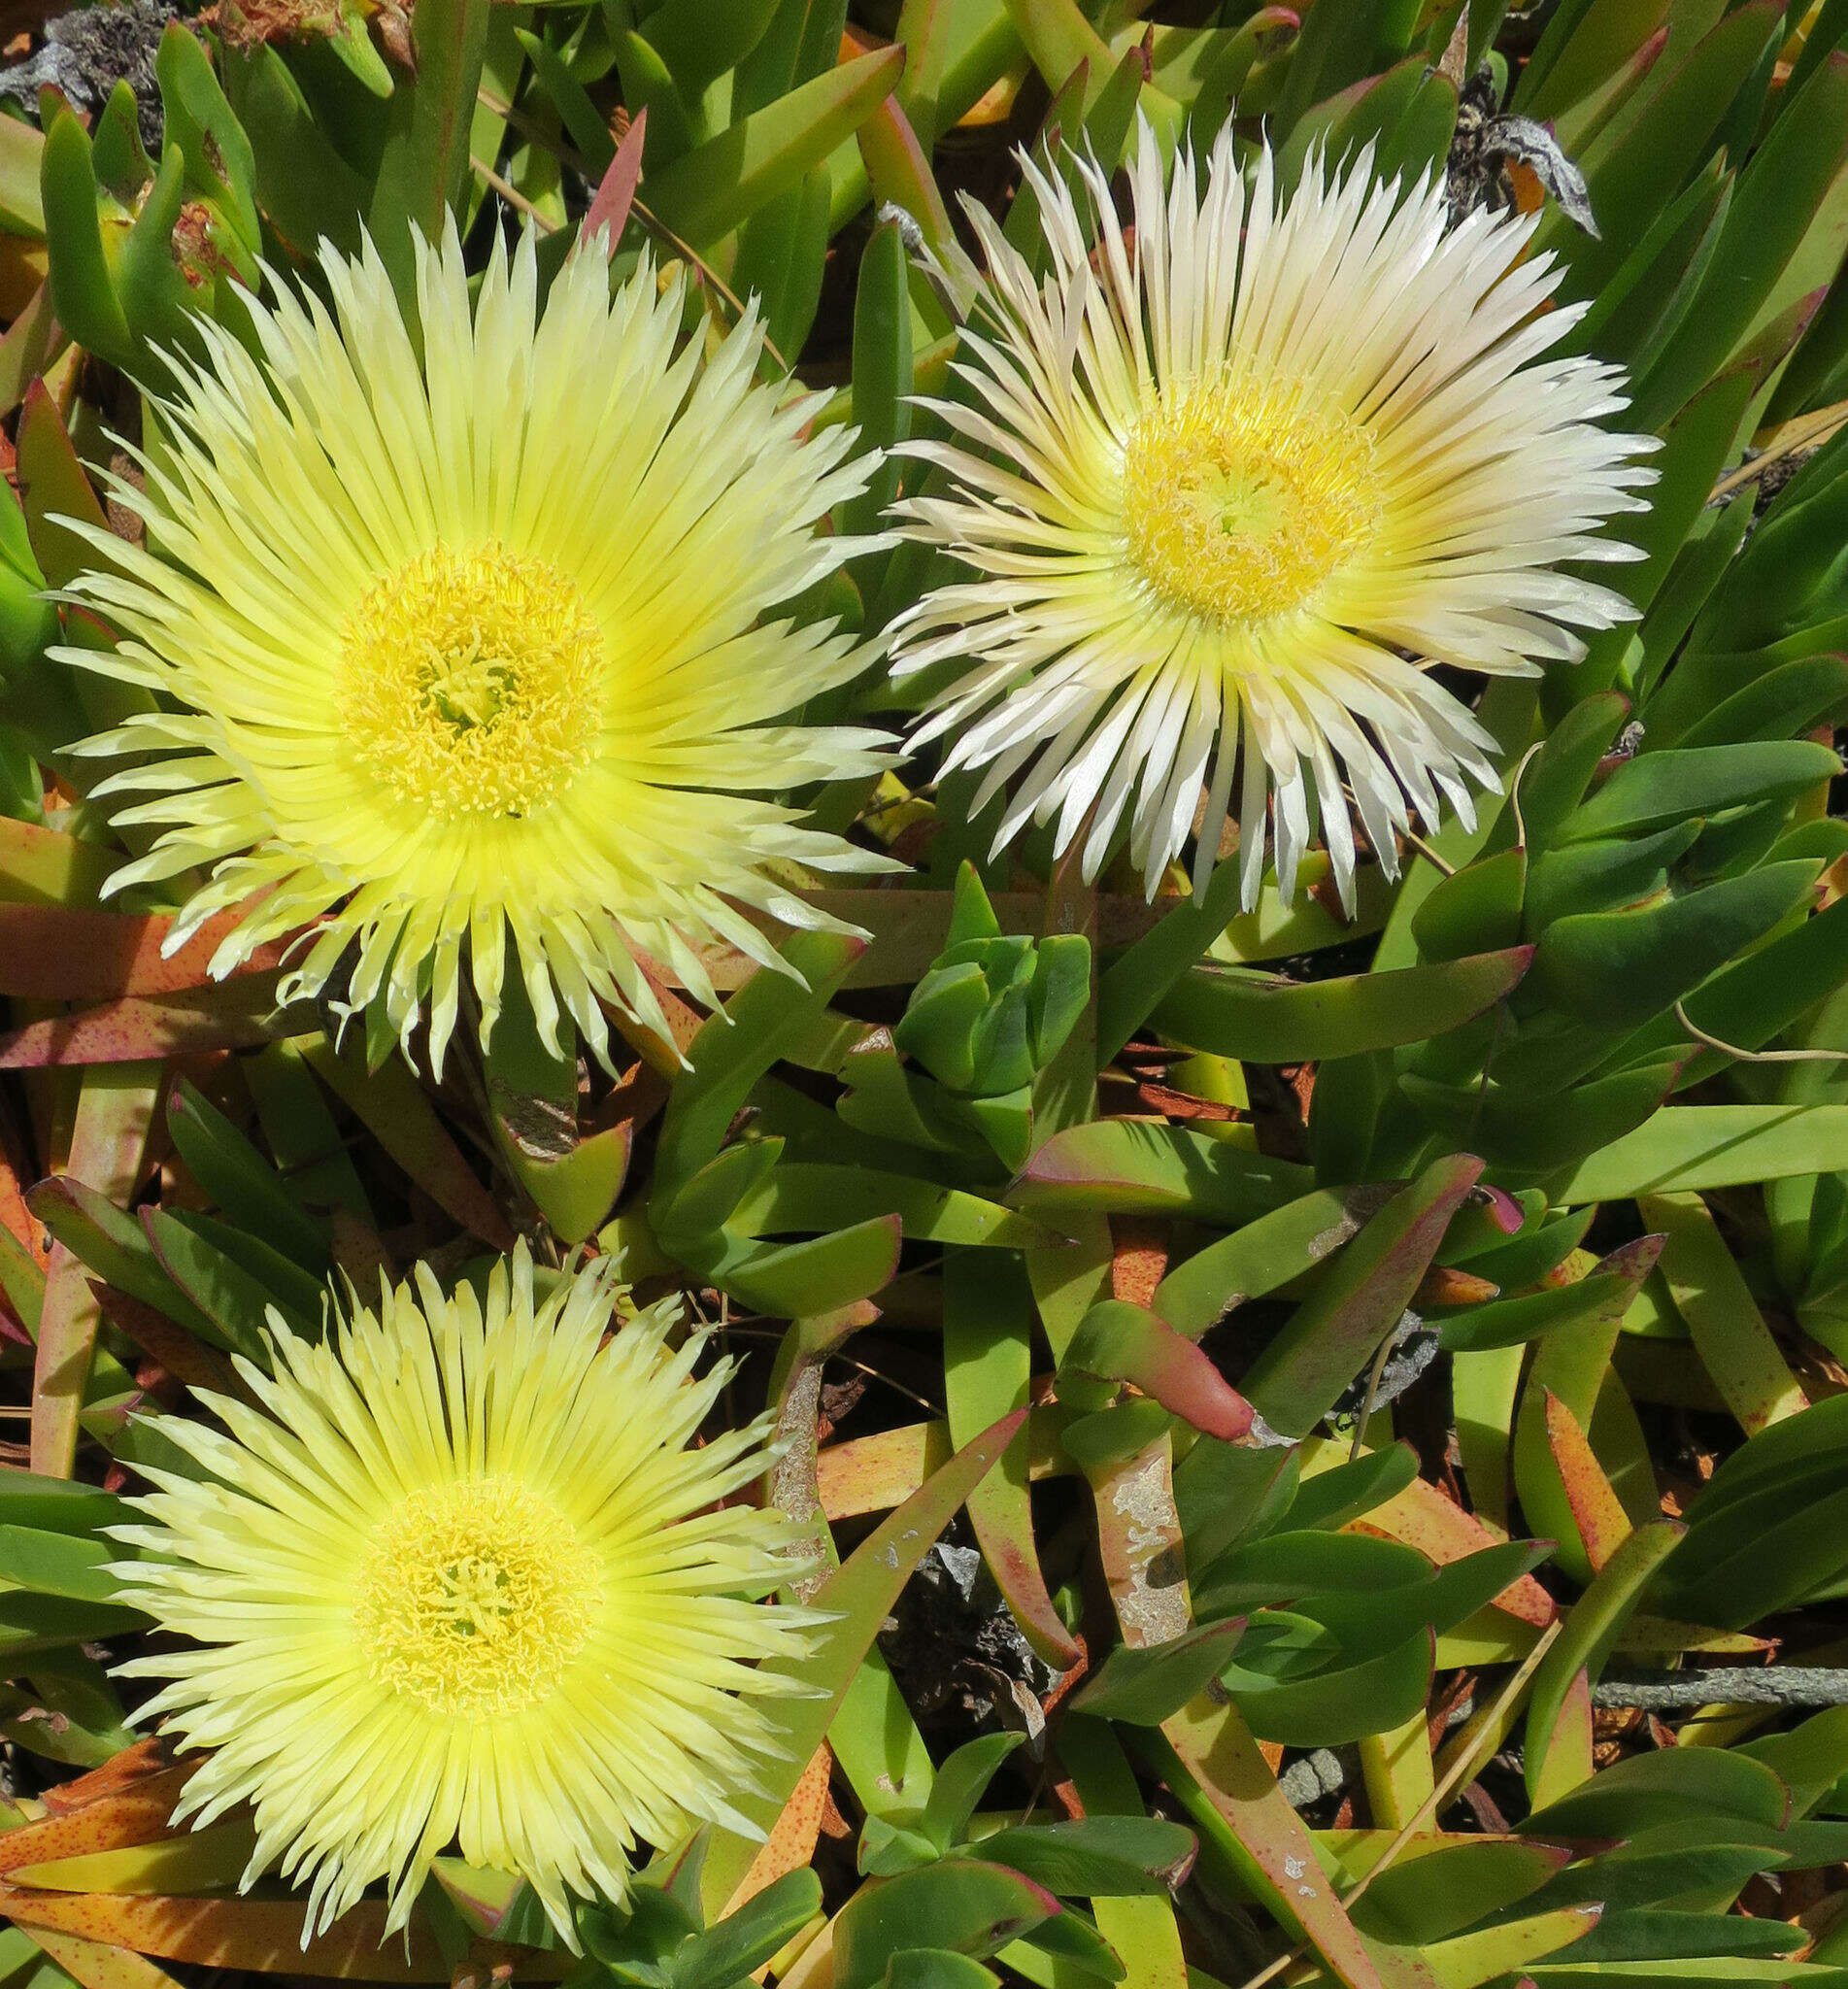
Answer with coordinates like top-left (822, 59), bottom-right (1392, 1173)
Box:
top-left (891, 123), bottom-right (1657, 907)
top-left (110, 1248), bottom-right (817, 1940)
top-left (65, 224), bottom-right (889, 1072)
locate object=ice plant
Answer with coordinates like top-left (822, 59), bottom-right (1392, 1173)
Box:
top-left (64, 223), bottom-right (888, 1072)
top-left (890, 122), bottom-right (1657, 907)
top-left (109, 1248), bottom-right (817, 1940)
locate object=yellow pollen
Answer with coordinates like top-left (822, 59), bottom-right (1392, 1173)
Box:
top-left (1122, 378), bottom-right (1380, 624)
top-left (339, 541), bottom-right (602, 821)
top-left (353, 1477), bottom-right (596, 1719)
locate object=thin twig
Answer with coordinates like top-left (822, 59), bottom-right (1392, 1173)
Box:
top-left (719, 1322), bottom-right (943, 1414)
top-left (1219, 1624), bottom-right (1568, 1989)
top-left (1427, 1630), bottom-right (1558, 1804)
top-left (1346, 1618), bottom-right (1562, 1906)
top-left (1342, 783), bottom-right (1456, 877)
top-left (472, 154), bottom-right (559, 233)
top-left (1348, 1332), bottom-right (1398, 1462)
top-left (1673, 999), bottom-right (1848, 1065)
top-left (823, 1352), bottom-right (943, 1416)
top-left (1506, 739), bottom-right (1544, 853)
top-left (719, 1287), bottom-right (738, 1440)
top-left (472, 92), bottom-right (794, 375)
top-left (1400, 824), bottom-right (1457, 877)
top-left (1710, 399), bottom-right (1848, 503)
top-left (479, 83), bottom-right (593, 174)
top-left (1228, 1931), bottom-right (1302, 1989)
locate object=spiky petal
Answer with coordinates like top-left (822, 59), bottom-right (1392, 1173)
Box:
top-left (111, 1249), bottom-right (818, 1941)
top-left (891, 121), bottom-right (1656, 907)
top-left (66, 223), bottom-right (890, 1072)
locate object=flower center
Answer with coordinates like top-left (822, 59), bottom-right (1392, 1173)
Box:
top-left (353, 1477), bottom-right (597, 1719)
top-left (1121, 379), bottom-right (1380, 624)
top-left (338, 541), bottom-right (602, 822)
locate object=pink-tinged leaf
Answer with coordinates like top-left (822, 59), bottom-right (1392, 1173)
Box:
top-left (1161, 1698), bottom-right (1384, 1989)
top-left (725, 1743), bottom-right (832, 1915)
top-left (1475, 1186), bottom-right (1526, 1235)
top-left (30, 1066), bottom-right (159, 1475)
top-left (622, 950), bottom-right (707, 1067)
top-left (1152, 1186), bottom-right (1395, 1339)
top-left (1067, 1298), bottom-right (1253, 1441)
top-left (1541, 1389), bottom-right (1630, 1573)
top-left (857, 94), bottom-right (956, 251)
top-left (0, 904), bottom-right (291, 1000)
top-left (17, 377), bottom-right (109, 590)
top-left (1329, 1443), bottom-right (1557, 1628)
top-left (1539, 1233), bottom-right (1659, 1312)
top-left (816, 1408), bottom-right (1078, 1519)
top-left (298, 1034), bottom-right (518, 1252)
top-left (1641, 1190), bottom-right (1810, 1435)
top-left (1528, 1669), bottom-right (1595, 1809)
top-left (1361, 1943), bottom-right (1447, 1989)
top-left (1086, 1426), bottom-right (1191, 1652)
top-left (1731, 283), bottom-right (1830, 382)
top-left (1242, 1154), bottom-right (1485, 1439)
top-left (701, 1407), bottom-right (1026, 1915)
top-left (967, 1484), bottom-right (1080, 1667)
top-left (427, 1861), bottom-right (524, 1938)
top-left (1014, 1120), bottom-right (1312, 1220)
top-left (582, 107), bottom-right (645, 254)
top-left (1510, 1235), bottom-right (1666, 1584)
top-left (0, 979), bottom-right (283, 1068)
top-left (0, 1764), bottom-right (197, 1872)
top-left (17, 1926), bottom-right (189, 1989)
top-left (0, 1884), bottom-right (468, 1981)
top-left (91, 1282), bottom-right (245, 1402)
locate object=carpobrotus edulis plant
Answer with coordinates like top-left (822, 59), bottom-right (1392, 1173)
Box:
top-left (109, 1248), bottom-right (817, 1940)
top-left (63, 223), bottom-right (890, 1071)
top-left (891, 120), bottom-right (1658, 907)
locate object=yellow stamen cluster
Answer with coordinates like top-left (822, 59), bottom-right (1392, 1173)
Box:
top-left (1122, 377), bottom-right (1380, 624)
top-left (339, 541), bottom-right (603, 821)
top-left (353, 1476), bottom-right (597, 1719)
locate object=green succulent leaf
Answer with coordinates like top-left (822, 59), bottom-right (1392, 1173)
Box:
top-left (832, 1862), bottom-right (1060, 1989)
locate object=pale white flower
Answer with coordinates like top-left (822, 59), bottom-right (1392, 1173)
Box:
top-left (890, 121), bottom-right (1657, 906)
